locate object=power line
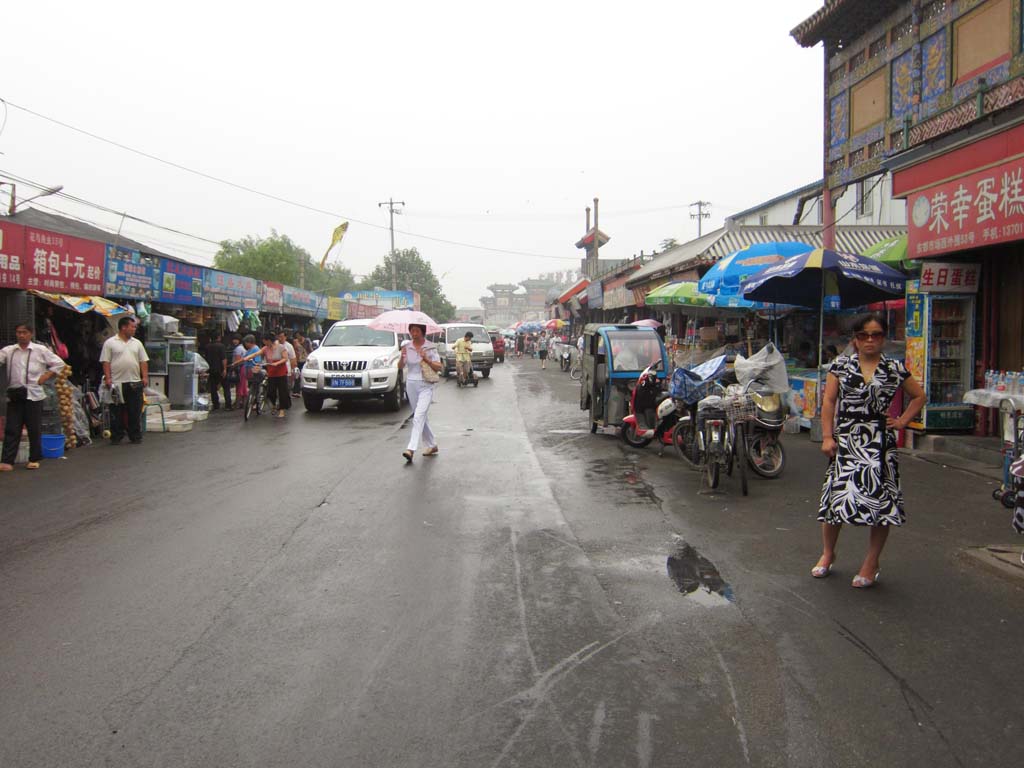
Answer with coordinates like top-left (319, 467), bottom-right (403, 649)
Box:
top-left (0, 98), bottom-right (581, 263)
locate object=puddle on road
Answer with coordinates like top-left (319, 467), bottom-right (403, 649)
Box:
top-left (667, 542), bottom-right (734, 605)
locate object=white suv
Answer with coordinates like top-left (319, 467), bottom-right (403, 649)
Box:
top-left (301, 319), bottom-right (406, 412)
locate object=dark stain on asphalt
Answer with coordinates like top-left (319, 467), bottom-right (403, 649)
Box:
top-left (667, 542), bottom-right (734, 602)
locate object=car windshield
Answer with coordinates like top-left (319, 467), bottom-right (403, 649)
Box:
top-left (606, 332), bottom-right (662, 371)
top-left (446, 327), bottom-right (488, 344)
top-left (322, 325), bottom-right (395, 347)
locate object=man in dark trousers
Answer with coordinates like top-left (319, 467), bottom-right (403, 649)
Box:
top-left (0, 323), bottom-right (67, 471)
top-left (204, 332), bottom-right (231, 410)
top-left (100, 316), bottom-right (149, 445)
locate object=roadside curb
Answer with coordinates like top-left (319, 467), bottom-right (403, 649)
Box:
top-left (901, 449), bottom-right (1003, 482)
top-left (958, 545), bottom-right (1024, 585)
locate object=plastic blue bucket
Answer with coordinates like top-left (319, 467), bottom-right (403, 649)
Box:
top-left (41, 434), bottom-right (65, 459)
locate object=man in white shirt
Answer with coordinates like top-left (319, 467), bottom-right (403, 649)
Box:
top-left (1, 323), bottom-right (67, 471)
top-left (100, 316), bottom-right (149, 445)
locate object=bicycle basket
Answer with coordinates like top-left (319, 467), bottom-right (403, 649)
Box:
top-left (724, 394), bottom-right (757, 423)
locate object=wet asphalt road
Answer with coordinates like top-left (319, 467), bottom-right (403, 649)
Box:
top-left (1, 358), bottom-right (1022, 767)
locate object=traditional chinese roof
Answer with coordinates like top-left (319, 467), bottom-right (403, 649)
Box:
top-left (626, 224), bottom-right (906, 287)
top-left (556, 278), bottom-right (590, 304)
top-left (574, 227), bottom-right (611, 249)
top-left (791, 0), bottom-right (907, 48)
top-left (5, 207), bottom-right (191, 264)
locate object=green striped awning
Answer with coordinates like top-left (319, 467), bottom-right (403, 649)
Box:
top-left (644, 281), bottom-right (711, 307)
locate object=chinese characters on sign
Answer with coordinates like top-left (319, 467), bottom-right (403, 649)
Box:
top-left (282, 285), bottom-right (320, 316)
top-left (260, 281), bottom-right (284, 312)
top-left (202, 268), bottom-right (260, 309)
top-left (22, 228), bottom-right (105, 294)
top-left (0, 220), bottom-right (26, 288)
top-left (909, 157), bottom-right (1024, 257)
top-left (160, 259), bottom-right (204, 305)
top-left (918, 261), bottom-right (980, 293)
top-left (105, 245), bottom-right (161, 299)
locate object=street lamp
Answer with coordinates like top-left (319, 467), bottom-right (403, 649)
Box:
top-left (2, 183), bottom-right (64, 215)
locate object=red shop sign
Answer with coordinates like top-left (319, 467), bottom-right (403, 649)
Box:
top-left (907, 154), bottom-right (1024, 259)
top-left (23, 228), bottom-right (106, 294)
top-left (0, 220), bottom-right (27, 289)
top-left (918, 261), bottom-right (980, 293)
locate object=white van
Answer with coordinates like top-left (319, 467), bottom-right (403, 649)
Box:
top-left (436, 323), bottom-right (495, 379)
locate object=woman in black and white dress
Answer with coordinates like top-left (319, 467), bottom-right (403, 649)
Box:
top-left (814, 313), bottom-right (926, 588)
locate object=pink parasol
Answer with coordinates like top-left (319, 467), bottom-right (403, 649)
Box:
top-left (630, 318), bottom-right (663, 328)
top-left (544, 319), bottom-right (566, 330)
top-left (368, 309), bottom-right (442, 335)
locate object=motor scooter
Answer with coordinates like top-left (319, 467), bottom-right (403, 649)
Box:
top-left (621, 361), bottom-right (683, 455)
top-left (744, 387), bottom-right (786, 477)
top-left (559, 344), bottom-right (573, 372)
top-left (732, 343), bottom-right (788, 478)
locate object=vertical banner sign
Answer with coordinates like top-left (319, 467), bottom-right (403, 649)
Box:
top-left (202, 269), bottom-right (259, 309)
top-left (160, 259), bottom-right (204, 305)
top-left (24, 228), bottom-right (105, 294)
top-left (327, 296), bottom-right (344, 320)
top-left (905, 280), bottom-right (926, 429)
top-left (0, 220), bottom-right (26, 288)
top-left (105, 245), bottom-right (161, 299)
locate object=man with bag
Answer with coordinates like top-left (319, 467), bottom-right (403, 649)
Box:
top-left (0, 323), bottom-right (67, 471)
top-left (100, 316), bottom-right (149, 445)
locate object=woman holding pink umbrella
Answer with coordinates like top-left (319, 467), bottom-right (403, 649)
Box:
top-left (371, 310), bottom-right (444, 463)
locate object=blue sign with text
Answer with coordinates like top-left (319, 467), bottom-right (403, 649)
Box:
top-left (160, 258), bottom-right (204, 306)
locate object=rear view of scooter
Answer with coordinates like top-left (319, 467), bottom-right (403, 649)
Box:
top-left (733, 343), bottom-right (789, 478)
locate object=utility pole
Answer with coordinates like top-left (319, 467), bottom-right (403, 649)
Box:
top-left (690, 200), bottom-right (711, 237)
top-left (378, 198), bottom-right (406, 290)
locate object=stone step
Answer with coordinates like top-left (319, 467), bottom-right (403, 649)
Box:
top-left (910, 433), bottom-right (1004, 467)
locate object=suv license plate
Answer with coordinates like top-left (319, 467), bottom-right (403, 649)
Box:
top-left (331, 377), bottom-right (357, 388)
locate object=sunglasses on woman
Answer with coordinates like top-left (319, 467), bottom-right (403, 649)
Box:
top-left (854, 331), bottom-right (885, 341)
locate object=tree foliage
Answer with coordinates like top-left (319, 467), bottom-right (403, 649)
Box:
top-left (214, 230), bottom-right (355, 294)
top-left (659, 238), bottom-right (680, 252)
top-left (359, 247), bottom-right (455, 322)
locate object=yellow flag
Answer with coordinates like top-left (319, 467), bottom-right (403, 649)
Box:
top-left (320, 222), bottom-right (349, 269)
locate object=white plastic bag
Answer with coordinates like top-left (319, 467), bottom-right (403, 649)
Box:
top-left (734, 343), bottom-right (790, 394)
top-left (98, 382), bottom-right (114, 406)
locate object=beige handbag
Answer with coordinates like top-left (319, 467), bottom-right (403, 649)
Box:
top-left (420, 358), bottom-right (440, 383)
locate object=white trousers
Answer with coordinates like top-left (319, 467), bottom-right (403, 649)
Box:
top-left (405, 379), bottom-right (437, 452)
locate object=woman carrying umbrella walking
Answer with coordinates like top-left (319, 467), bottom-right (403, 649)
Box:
top-left (370, 310), bottom-right (444, 463)
top-left (814, 313), bottom-right (925, 588)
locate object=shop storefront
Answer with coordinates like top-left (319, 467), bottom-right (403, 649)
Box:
top-left (889, 116), bottom-right (1024, 434)
top-left (282, 285), bottom-right (321, 334)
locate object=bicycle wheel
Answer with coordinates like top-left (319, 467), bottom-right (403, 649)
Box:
top-left (735, 422), bottom-right (748, 496)
top-left (704, 450), bottom-right (720, 489)
top-left (244, 389), bottom-right (254, 421)
top-left (671, 419), bottom-right (700, 469)
top-left (257, 382), bottom-right (268, 416)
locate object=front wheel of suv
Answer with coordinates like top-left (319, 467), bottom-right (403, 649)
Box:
top-left (303, 393), bottom-right (324, 412)
top-left (387, 377), bottom-right (404, 412)
top-left (482, 369), bottom-right (490, 379)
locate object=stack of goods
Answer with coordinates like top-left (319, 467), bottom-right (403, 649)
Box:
top-left (54, 366), bottom-right (77, 449)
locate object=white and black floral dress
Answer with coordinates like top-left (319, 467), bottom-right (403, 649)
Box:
top-left (818, 354), bottom-right (910, 527)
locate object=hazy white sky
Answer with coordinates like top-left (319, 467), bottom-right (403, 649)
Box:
top-left (0, 0), bottom-right (825, 307)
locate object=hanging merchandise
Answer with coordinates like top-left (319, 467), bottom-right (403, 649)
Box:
top-left (135, 301), bottom-right (151, 321)
top-left (226, 311), bottom-right (240, 333)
